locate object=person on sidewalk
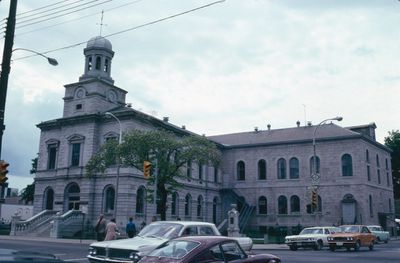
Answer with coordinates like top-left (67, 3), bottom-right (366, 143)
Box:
top-left (125, 217), bottom-right (137, 238)
top-left (94, 214), bottom-right (107, 241)
top-left (105, 218), bottom-right (119, 241)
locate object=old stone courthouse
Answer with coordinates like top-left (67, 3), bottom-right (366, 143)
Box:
top-left (30, 36), bottom-right (395, 237)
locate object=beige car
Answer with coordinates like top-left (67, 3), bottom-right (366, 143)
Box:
top-left (327, 225), bottom-right (375, 251)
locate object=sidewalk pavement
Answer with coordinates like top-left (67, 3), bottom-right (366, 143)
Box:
top-left (0, 235), bottom-right (288, 250)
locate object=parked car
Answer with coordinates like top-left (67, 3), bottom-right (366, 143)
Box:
top-left (327, 225), bottom-right (375, 251)
top-left (367, 225), bottom-right (390, 243)
top-left (88, 221), bottom-right (253, 263)
top-left (285, 226), bottom-right (340, 251)
top-left (138, 236), bottom-right (280, 263)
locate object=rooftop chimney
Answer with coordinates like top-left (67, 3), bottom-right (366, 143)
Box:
top-left (182, 125), bottom-right (186, 130)
top-left (307, 121), bottom-right (312, 126)
top-left (296, 121), bottom-right (300, 127)
top-left (267, 124), bottom-right (271, 130)
top-left (163, 117), bottom-right (169, 122)
top-left (254, 127), bottom-right (259, 132)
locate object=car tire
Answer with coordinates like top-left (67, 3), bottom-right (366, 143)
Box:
top-left (384, 239), bottom-right (388, 244)
top-left (329, 245), bottom-right (336, 252)
top-left (289, 245), bottom-right (298, 251)
top-left (369, 241), bottom-right (374, 251)
top-left (354, 240), bottom-right (361, 251)
top-left (314, 240), bottom-right (323, 251)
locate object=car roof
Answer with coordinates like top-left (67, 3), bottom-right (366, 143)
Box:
top-left (174, 236), bottom-right (236, 243)
top-left (150, 221), bottom-right (216, 227)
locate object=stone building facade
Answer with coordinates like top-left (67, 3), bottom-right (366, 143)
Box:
top-left (33, 36), bottom-right (395, 235)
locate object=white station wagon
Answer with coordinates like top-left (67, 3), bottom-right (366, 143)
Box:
top-left (285, 226), bottom-right (340, 251)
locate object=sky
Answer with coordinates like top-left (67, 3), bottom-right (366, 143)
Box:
top-left (0, 0), bottom-right (399, 191)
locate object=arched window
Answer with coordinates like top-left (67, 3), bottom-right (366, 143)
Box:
top-left (185, 194), bottom-right (192, 217)
top-left (258, 159), bottom-right (267, 180)
top-left (290, 195), bottom-right (300, 213)
top-left (95, 56), bottom-right (101, 70)
top-left (278, 195), bottom-right (287, 214)
top-left (289, 157), bottom-right (299, 179)
top-left (43, 187), bottom-right (54, 210)
top-left (136, 186), bottom-right (146, 214)
top-left (87, 56), bottom-right (92, 71)
top-left (186, 160), bottom-right (192, 178)
top-left (104, 186), bottom-right (115, 213)
top-left (65, 183), bottom-right (80, 211)
top-left (197, 195), bottom-right (203, 217)
top-left (214, 167), bottom-right (218, 183)
top-left (277, 158), bottom-right (286, 179)
top-left (171, 192), bottom-right (179, 216)
top-left (309, 156), bottom-right (320, 175)
top-left (104, 58), bottom-right (109, 72)
top-left (341, 154), bottom-right (353, 176)
top-left (237, 161), bottom-right (245, 181)
top-left (198, 163), bottom-right (203, 181)
top-left (258, 196), bottom-right (267, 214)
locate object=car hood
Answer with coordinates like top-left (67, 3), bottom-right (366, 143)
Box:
top-left (286, 234), bottom-right (325, 239)
top-left (329, 233), bottom-right (359, 237)
top-left (90, 236), bottom-right (168, 251)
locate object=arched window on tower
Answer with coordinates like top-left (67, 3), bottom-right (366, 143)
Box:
top-left (104, 58), bottom-right (109, 72)
top-left (95, 56), bottom-right (101, 70)
top-left (87, 56), bottom-right (92, 71)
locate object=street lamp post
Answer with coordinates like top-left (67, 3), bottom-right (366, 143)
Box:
top-left (105, 112), bottom-right (122, 221)
top-left (13, 48), bottom-right (59, 66)
top-left (311, 116), bottom-right (343, 212)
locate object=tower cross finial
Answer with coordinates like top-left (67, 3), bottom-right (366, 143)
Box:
top-left (97, 10), bottom-right (107, 36)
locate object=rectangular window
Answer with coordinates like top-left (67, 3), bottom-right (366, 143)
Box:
top-left (198, 164), bottom-right (203, 181)
top-left (214, 167), bottom-right (218, 183)
top-left (71, 143), bottom-right (81, 166)
top-left (367, 165), bottom-right (371, 181)
top-left (377, 169), bottom-right (381, 184)
top-left (47, 144), bottom-right (57, 170)
top-left (387, 172), bottom-right (390, 187)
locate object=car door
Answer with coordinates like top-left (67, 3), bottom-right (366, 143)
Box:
top-left (360, 226), bottom-right (372, 245)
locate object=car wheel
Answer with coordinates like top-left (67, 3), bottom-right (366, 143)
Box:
top-left (376, 237), bottom-right (381, 243)
top-left (354, 240), bottom-right (361, 251)
top-left (289, 245), bottom-right (298, 251)
top-left (369, 241), bottom-right (374, 251)
top-left (314, 240), bottom-right (323, 251)
top-left (384, 239), bottom-right (388, 244)
top-left (329, 245), bottom-right (336, 252)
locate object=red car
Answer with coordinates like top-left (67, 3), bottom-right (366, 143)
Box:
top-left (138, 236), bottom-right (280, 263)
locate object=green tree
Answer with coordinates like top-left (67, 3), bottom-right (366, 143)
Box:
top-left (20, 158), bottom-right (37, 204)
top-left (384, 130), bottom-right (400, 199)
top-left (86, 129), bottom-right (221, 220)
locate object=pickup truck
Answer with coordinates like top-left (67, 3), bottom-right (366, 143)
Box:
top-left (367, 225), bottom-right (390, 243)
top-left (87, 221), bottom-right (253, 263)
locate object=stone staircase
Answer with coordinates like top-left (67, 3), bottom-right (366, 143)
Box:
top-left (10, 209), bottom-right (85, 238)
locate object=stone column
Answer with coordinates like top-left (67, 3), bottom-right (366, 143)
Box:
top-left (10, 213), bottom-right (21, 236)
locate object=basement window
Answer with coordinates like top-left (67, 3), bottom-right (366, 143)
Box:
top-left (76, 104), bottom-right (82, 110)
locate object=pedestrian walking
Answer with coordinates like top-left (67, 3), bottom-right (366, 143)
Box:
top-left (94, 214), bottom-right (107, 241)
top-left (105, 218), bottom-right (119, 241)
top-left (126, 217), bottom-right (137, 238)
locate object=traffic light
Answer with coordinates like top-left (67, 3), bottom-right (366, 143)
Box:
top-left (0, 160), bottom-right (9, 185)
top-left (143, 161), bottom-right (151, 179)
top-left (311, 190), bottom-right (318, 209)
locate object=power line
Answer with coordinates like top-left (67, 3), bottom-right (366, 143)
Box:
top-left (17, 0), bottom-right (114, 29)
top-left (13, 0), bottom-right (226, 61)
top-left (15, 0), bottom-right (144, 38)
top-left (17, 0), bottom-right (88, 20)
top-left (17, 0), bottom-right (77, 16)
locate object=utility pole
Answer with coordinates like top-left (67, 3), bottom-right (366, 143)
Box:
top-left (0, 0), bottom-right (18, 159)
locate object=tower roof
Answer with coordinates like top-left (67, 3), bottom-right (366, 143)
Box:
top-left (86, 36), bottom-right (112, 50)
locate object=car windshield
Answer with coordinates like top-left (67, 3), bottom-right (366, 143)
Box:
top-left (138, 223), bottom-right (183, 239)
top-left (149, 240), bottom-right (200, 259)
top-left (368, 226), bottom-right (380, 231)
top-left (339, 226), bottom-right (360, 233)
top-left (300, 228), bottom-right (323, 235)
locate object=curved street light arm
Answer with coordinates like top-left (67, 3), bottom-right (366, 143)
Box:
top-left (12, 48), bottom-right (58, 66)
top-left (105, 112), bottom-right (122, 144)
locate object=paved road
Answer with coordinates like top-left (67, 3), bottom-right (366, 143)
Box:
top-left (1, 236), bottom-right (399, 262)
top-left (255, 240), bottom-right (400, 263)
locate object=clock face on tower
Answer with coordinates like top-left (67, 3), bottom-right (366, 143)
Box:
top-left (108, 90), bottom-right (117, 102)
top-left (75, 88), bottom-right (85, 99)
